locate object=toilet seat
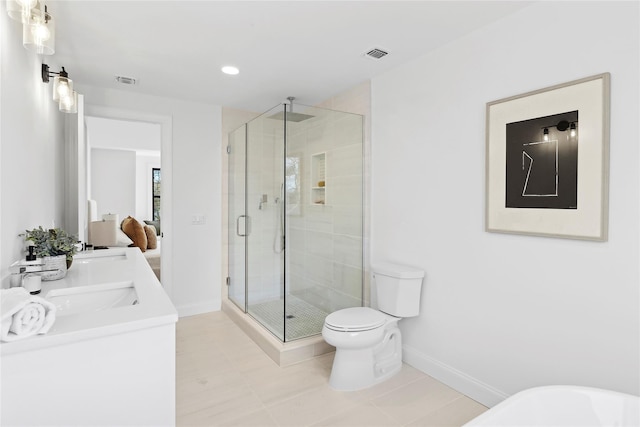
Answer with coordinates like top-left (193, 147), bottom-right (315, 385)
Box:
top-left (324, 307), bottom-right (387, 332)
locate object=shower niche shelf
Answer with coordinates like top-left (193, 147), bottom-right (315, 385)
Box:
top-left (311, 152), bottom-right (327, 205)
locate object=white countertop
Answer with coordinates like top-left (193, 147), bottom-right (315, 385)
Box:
top-left (1, 248), bottom-right (178, 355)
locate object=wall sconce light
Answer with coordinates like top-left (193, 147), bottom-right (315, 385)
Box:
top-left (541, 120), bottom-right (578, 141)
top-left (23, 2), bottom-right (55, 55)
top-left (42, 64), bottom-right (78, 114)
top-left (7, 0), bottom-right (55, 55)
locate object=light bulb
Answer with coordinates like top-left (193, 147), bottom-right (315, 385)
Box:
top-left (543, 128), bottom-right (549, 142)
top-left (569, 123), bottom-right (576, 138)
top-left (59, 91), bottom-right (78, 114)
top-left (57, 81), bottom-right (70, 98)
top-left (31, 19), bottom-right (51, 42)
top-left (60, 95), bottom-right (72, 108)
top-left (52, 75), bottom-right (72, 101)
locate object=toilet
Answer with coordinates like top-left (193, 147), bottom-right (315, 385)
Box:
top-left (322, 262), bottom-right (425, 391)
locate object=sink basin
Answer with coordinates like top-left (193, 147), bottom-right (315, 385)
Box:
top-left (45, 281), bottom-right (138, 316)
top-left (74, 252), bottom-right (127, 264)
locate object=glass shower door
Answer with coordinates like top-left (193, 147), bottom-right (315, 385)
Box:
top-left (228, 124), bottom-right (247, 310)
top-left (245, 107), bottom-right (286, 341)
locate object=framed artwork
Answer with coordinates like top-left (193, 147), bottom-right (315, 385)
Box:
top-left (485, 73), bottom-right (610, 241)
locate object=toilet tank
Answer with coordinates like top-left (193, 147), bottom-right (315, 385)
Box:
top-left (372, 262), bottom-right (424, 317)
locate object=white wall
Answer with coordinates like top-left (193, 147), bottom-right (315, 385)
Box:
top-left (371, 1), bottom-right (639, 405)
top-left (85, 117), bottom-right (161, 221)
top-left (0, 2), bottom-right (65, 285)
top-left (77, 84), bottom-right (222, 316)
top-left (91, 148), bottom-right (136, 220)
top-left (86, 116), bottom-right (161, 152)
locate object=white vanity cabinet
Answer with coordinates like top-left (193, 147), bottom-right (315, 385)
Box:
top-left (1, 248), bottom-right (178, 426)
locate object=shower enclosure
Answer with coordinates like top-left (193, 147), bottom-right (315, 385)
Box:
top-left (228, 100), bottom-right (364, 342)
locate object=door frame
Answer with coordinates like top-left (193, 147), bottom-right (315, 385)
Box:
top-left (83, 105), bottom-right (173, 299)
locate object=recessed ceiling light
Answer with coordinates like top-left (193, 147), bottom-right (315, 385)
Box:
top-left (221, 66), bottom-right (239, 75)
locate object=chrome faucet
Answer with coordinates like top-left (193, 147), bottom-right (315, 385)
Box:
top-left (10, 265), bottom-right (59, 289)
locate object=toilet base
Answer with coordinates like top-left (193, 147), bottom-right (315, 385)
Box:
top-left (327, 327), bottom-right (403, 391)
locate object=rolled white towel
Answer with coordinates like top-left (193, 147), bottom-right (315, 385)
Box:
top-left (1, 287), bottom-right (57, 342)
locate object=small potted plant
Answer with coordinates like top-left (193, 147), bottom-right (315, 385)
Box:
top-left (25, 226), bottom-right (79, 280)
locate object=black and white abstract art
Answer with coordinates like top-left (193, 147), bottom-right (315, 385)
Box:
top-left (485, 73), bottom-right (610, 241)
top-left (505, 111), bottom-right (579, 209)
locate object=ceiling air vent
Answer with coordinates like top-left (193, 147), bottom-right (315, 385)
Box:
top-left (115, 75), bottom-right (138, 85)
top-left (365, 48), bottom-right (389, 60)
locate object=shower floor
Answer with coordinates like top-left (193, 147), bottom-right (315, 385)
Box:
top-left (249, 295), bottom-right (329, 341)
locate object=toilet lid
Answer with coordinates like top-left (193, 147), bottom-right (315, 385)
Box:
top-left (324, 307), bottom-right (387, 332)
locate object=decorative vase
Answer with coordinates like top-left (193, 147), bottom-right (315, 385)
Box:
top-left (41, 255), bottom-right (67, 281)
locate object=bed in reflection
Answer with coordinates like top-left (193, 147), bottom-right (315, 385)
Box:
top-left (87, 200), bottom-right (161, 281)
top-left (143, 239), bottom-right (161, 281)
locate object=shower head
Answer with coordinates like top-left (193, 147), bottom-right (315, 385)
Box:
top-left (267, 111), bottom-right (315, 122)
top-left (267, 96), bottom-right (314, 122)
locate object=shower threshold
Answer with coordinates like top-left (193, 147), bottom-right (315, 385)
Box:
top-left (221, 298), bottom-right (334, 367)
top-left (249, 295), bottom-right (329, 341)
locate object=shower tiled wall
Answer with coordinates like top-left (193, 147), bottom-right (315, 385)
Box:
top-left (286, 108), bottom-right (365, 313)
top-left (315, 82), bottom-right (372, 307)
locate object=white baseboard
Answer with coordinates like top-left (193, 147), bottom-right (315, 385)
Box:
top-left (403, 344), bottom-right (508, 407)
top-left (175, 298), bottom-right (221, 318)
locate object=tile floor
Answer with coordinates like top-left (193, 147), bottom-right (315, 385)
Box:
top-left (176, 312), bottom-right (487, 427)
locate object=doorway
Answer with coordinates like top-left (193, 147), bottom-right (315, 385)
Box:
top-left (83, 105), bottom-right (173, 297)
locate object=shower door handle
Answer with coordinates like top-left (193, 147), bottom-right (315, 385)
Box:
top-left (236, 215), bottom-right (251, 237)
top-left (236, 215), bottom-right (246, 237)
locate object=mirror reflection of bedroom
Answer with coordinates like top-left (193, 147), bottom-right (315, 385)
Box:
top-left (85, 116), bottom-right (162, 281)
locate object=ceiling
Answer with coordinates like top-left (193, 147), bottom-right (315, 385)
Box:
top-left (50, 1), bottom-right (533, 112)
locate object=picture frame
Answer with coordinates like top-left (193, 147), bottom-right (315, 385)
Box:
top-left (485, 73), bottom-right (610, 241)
